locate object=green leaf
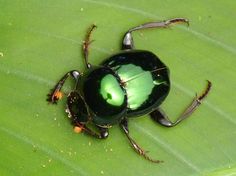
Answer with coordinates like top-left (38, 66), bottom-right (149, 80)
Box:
top-left (0, 0), bottom-right (235, 175)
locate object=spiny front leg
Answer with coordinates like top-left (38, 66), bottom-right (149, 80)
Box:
top-left (47, 70), bottom-right (81, 104)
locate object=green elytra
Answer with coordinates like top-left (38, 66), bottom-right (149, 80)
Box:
top-left (99, 63), bottom-right (165, 110)
top-left (116, 64), bottom-right (156, 110)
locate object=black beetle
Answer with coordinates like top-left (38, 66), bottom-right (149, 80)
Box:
top-left (47, 18), bottom-right (211, 163)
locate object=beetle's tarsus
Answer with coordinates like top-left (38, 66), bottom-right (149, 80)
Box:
top-left (120, 119), bottom-right (163, 163)
top-left (144, 154), bottom-right (164, 164)
top-left (122, 18), bottom-right (189, 50)
top-left (83, 24), bottom-right (97, 69)
top-left (198, 80), bottom-right (212, 101)
top-left (165, 18), bottom-right (189, 27)
top-left (47, 89), bottom-right (62, 104)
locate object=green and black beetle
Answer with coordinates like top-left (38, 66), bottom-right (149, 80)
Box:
top-left (47, 18), bottom-right (211, 163)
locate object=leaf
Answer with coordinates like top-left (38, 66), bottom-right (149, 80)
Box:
top-left (0, 0), bottom-right (236, 175)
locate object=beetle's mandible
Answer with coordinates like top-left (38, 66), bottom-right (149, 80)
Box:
top-left (47, 18), bottom-right (212, 163)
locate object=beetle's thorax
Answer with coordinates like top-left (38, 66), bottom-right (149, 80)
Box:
top-left (78, 66), bottom-right (128, 126)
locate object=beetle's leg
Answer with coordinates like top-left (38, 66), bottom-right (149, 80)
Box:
top-left (120, 118), bottom-right (163, 163)
top-left (82, 24), bottom-right (97, 69)
top-left (122, 18), bottom-right (189, 49)
top-left (66, 91), bottom-right (109, 139)
top-left (150, 81), bottom-right (212, 127)
top-left (47, 70), bottom-right (81, 104)
top-left (74, 123), bottom-right (109, 139)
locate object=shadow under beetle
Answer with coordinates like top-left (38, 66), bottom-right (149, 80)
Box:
top-left (47, 18), bottom-right (212, 163)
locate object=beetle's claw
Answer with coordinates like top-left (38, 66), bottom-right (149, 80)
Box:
top-left (47, 89), bottom-right (63, 104)
top-left (165, 18), bottom-right (189, 27)
top-left (46, 96), bottom-right (58, 104)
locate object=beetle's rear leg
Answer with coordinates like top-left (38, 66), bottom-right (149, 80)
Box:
top-left (150, 81), bottom-right (212, 127)
top-left (67, 91), bottom-right (109, 139)
top-left (82, 24), bottom-right (97, 69)
top-left (120, 118), bottom-right (163, 163)
top-left (47, 70), bottom-right (81, 104)
top-left (122, 18), bottom-right (189, 50)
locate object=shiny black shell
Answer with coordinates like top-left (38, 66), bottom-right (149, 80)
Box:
top-left (78, 50), bottom-right (170, 126)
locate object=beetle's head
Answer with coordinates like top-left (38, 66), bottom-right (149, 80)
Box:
top-left (66, 91), bottom-right (90, 124)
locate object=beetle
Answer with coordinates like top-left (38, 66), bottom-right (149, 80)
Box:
top-left (47, 18), bottom-right (212, 163)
